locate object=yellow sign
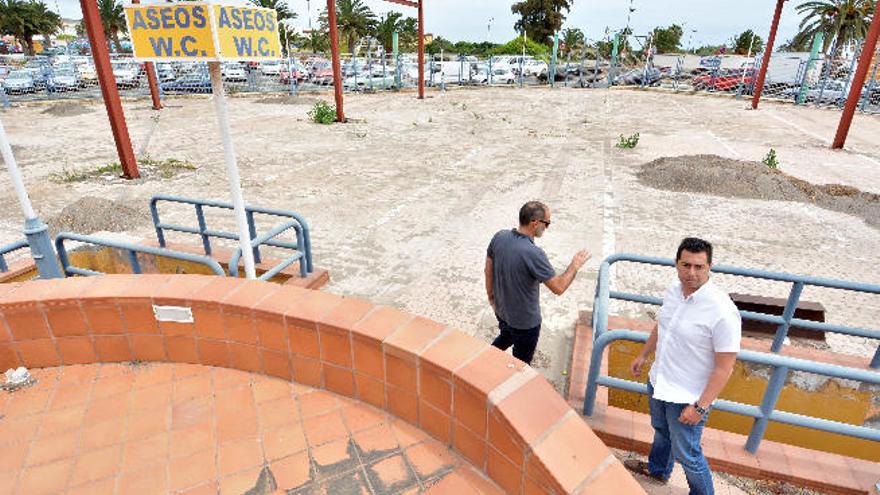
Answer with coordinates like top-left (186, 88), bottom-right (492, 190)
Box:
top-left (124, 2), bottom-right (281, 61)
top-left (214, 5), bottom-right (281, 59)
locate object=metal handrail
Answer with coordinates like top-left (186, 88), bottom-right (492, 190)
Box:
top-left (228, 220), bottom-right (304, 280)
top-left (149, 194), bottom-right (313, 278)
top-left (582, 329), bottom-right (880, 453)
top-left (584, 253), bottom-right (880, 454)
top-left (591, 253), bottom-right (880, 368)
top-left (0, 239), bottom-right (29, 272)
top-left (55, 232), bottom-right (225, 277)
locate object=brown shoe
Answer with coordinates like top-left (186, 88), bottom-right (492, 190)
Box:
top-left (623, 458), bottom-right (669, 484)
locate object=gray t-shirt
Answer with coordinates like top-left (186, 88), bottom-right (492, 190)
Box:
top-left (487, 229), bottom-right (556, 329)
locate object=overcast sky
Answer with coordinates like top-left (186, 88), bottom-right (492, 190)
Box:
top-left (54, 0), bottom-right (806, 49)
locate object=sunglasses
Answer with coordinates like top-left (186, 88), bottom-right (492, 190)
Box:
top-left (538, 219), bottom-right (551, 227)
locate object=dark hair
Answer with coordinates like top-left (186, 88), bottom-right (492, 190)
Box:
top-left (519, 201), bottom-right (547, 226)
top-left (676, 237), bottom-right (713, 265)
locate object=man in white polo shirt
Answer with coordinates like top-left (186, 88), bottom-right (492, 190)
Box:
top-left (627, 237), bottom-right (741, 495)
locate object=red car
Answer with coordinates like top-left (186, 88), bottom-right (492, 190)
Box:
top-left (693, 68), bottom-right (756, 91)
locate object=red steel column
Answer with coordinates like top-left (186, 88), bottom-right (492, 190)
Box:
top-left (832, 1), bottom-right (880, 149)
top-left (417, 0), bottom-right (425, 99)
top-left (80, 0), bottom-right (139, 178)
top-left (132, 0), bottom-right (161, 110)
top-left (752, 0), bottom-right (785, 110)
top-left (327, 0), bottom-right (345, 122)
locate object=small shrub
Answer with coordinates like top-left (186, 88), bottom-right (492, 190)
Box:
top-left (308, 101), bottom-right (336, 124)
top-left (616, 132), bottom-right (640, 149)
top-left (763, 149), bottom-right (779, 169)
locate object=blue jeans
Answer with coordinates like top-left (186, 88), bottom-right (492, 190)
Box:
top-left (647, 382), bottom-right (714, 495)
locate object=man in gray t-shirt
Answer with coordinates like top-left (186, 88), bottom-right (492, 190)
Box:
top-left (485, 201), bottom-right (590, 364)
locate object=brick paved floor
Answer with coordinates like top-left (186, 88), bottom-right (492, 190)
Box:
top-left (0, 363), bottom-right (503, 494)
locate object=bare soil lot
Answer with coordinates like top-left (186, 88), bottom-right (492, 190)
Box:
top-left (3, 87), bottom-right (879, 392)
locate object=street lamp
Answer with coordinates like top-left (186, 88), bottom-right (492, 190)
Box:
top-left (488, 17), bottom-right (494, 42)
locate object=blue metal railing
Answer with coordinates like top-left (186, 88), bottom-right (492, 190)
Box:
top-left (149, 195), bottom-right (313, 279)
top-left (591, 254), bottom-right (880, 368)
top-left (0, 239), bottom-right (29, 273)
top-left (584, 253), bottom-right (880, 454)
top-left (55, 232), bottom-right (225, 277)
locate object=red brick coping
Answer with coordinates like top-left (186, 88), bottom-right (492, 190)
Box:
top-left (0, 275), bottom-right (644, 495)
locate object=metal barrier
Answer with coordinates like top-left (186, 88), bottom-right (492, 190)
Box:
top-left (149, 194), bottom-right (313, 279)
top-left (584, 253), bottom-right (880, 454)
top-left (0, 239), bottom-right (29, 273)
top-left (54, 232), bottom-right (225, 277)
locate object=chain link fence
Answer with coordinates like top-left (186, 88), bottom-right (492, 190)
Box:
top-left (2, 43), bottom-right (878, 116)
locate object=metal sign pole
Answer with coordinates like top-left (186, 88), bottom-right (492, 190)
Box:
top-left (0, 117), bottom-right (63, 279)
top-left (207, 62), bottom-right (256, 279)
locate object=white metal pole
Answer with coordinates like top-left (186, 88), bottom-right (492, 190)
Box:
top-left (208, 61), bottom-right (257, 279)
top-left (0, 117), bottom-right (37, 220)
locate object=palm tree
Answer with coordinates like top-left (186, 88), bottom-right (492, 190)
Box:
top-left (561, 27), bottom-right (584, 57)
top-left (375, 11), bottom-right (403, 53)
top-left (791, 0), bottom-right (876, 57)
top-left (334, 0), bottom-right (377, 54)
top-left (97, 0), bottom-right (126, 53)
top-left (0, 0), bottom-right (61, 55)
top-left (249, 0), bottom-right (296, 48)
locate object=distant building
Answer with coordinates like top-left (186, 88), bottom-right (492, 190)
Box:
top-left (60, 18), bottom-right (80, 37)
top-left (423, 33), bottom-right (434, 44)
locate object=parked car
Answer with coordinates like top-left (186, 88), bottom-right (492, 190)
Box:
top-left (47, 67), bottom-right (81, 92)
top-left (260, 60), bottom-right (283, 76)
top-left (2, 70), bottom-right (36, 94)
top-left (279, 60), bottom-right (308, 85)
top-left (342, 73), bottom-right (396, 90)
top-left (487, 67), bottom-right (516, 84)
top-left (783, 80), bottom-right (868, 104)
top-left (522, 59), bottom-right (549, 77)
top-left (111, 60), bottom-right (140, 88)
top-left (311, 63), bottom-right (334, 85)
top-left (154, 62), bottom-right (176, 83)
top-left (692, 68), bottom-right (756, 91)
top-left (160, 70), bottom-right (211, 93)
top-left (613, 67), bottom-right (662, 86)
top-left (222, 62), bottom-right (247, 82)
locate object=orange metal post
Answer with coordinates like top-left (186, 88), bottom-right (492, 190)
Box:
top-left (752, 0), bottom-right (785, 110)
top-left (418, 0), bottom-right (425, 99)
top-left (80, 0), bottom-right (139, 178)
top-left (832, 1), bottom-right (880, 149)
top-left (327, 0), bottom-right (345, 122)
top-left (132, 0), bottom-right (162, 110)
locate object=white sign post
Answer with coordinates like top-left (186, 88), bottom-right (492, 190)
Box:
top-left (125, 2), bottom-right (283, 279)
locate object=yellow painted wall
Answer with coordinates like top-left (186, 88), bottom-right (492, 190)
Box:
top-left (1, 248), bottom-right (291, 284)
top-left (609, 340), bottom-right (879, 462)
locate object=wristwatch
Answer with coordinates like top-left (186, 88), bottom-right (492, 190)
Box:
top-left (693, 402), bottom-right (708, 416)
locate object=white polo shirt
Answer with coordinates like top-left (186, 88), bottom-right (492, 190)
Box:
top-left (649, 279), bottom-right (741, 405)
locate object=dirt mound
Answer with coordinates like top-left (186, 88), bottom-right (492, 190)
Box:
top-left (47, 196), bottom-right (149, 237)
top-left (40, 102), bottom-right (94, 117)
top-left (637, 154), bottom-right (880, 228)
top-left (255, 95), bottom-right (322, 106)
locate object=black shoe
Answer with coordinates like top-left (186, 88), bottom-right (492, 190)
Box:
top-left (623, 458), bottom-right (669, 484)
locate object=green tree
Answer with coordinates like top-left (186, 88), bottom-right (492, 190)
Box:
top-left (329, 0), bottom-right (377, 54)
top-left (560, 27), bottom-right (584, 56)
top-left (425, 35), bottom-right (454, 55)
top-left (374, 11), bottom-right (417, 52)
top-left (249, 0), bottom-right (296, 48)
top-left (488, 36), bottom-right (550, 58)
top-left (97, 0), bottom-right (127, 52)
top-left (0, 0), bottom-right (61, 56)
top-left (731, 29), bottom-right (764, 55)
top-left (651, 24), bottom-right (683, 53)
top-left (790, 0), bottom-right (875, 57)
top-left (511, 0), bottom-right (572, 45)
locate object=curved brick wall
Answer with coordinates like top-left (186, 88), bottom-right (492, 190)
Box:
top-left (0, 274), bottom-right (644, 494)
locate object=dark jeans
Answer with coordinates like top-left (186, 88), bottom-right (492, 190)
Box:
top-left (647, 382), bottom-right (714, 495)
top-left (491, 316), bottom-right (540, 364)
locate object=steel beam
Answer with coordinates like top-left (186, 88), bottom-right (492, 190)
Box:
top-left (751, 0), bottom-right (785, 110)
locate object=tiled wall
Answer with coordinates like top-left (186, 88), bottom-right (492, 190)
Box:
top-left (0, 274), bottom-right (644, 495)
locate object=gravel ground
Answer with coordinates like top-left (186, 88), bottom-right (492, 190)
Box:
top-left (46, 196), bottom-right (150, 237)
